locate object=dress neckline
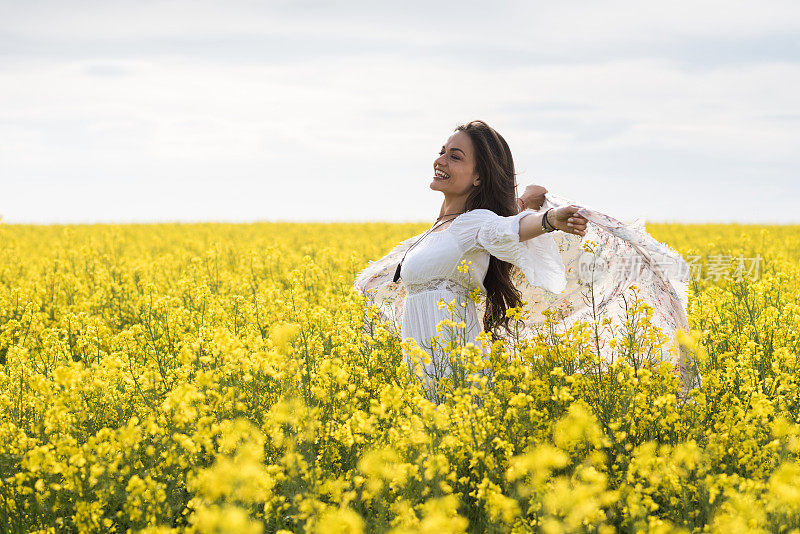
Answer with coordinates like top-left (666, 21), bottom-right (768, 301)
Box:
top-left (428, 224), bottom-right (453, 235)
top-left (429, 209), bottom-right (472, 235)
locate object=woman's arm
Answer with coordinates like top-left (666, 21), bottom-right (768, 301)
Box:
top-left (518, 205), bottom-right (588, 241)
top-left (474, 210), bottom-right (568, 294)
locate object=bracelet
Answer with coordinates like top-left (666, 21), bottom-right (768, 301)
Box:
top-left (517, 197), bottom-right (526, 210)
top-left (541, 208), bottom-right (555, 233)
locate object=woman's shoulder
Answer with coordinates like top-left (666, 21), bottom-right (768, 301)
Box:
top-left (459, 208), bottom-right (500, 222)
top-left (448, 209), bottom-right (502, 246)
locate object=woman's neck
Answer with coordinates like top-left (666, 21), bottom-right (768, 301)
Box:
top-left (438, 195), bottom-right (468, 219)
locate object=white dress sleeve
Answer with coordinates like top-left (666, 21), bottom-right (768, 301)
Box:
top-left (353, 231), bottom-right (424, 328)
top-left (473, 209), bottom-right (567, 294)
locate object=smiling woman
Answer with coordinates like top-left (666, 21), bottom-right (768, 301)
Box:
top-left (355, 120), bottom-right (699, 400)
top-left (423, 125), bottom-right (588, 335)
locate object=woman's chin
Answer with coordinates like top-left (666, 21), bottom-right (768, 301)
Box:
top-left (429, 179), bottom-right (446, 192)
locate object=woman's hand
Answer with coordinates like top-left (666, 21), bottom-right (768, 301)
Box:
top-left (519, 184), bottom-right (548, 211)
top-left (549, 205), bottom-right (588, 237)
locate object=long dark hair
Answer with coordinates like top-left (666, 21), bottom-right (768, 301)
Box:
top-left (455, 120), bottom-right (524, 336)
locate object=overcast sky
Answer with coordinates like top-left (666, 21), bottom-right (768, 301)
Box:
top-left (1, 0), bottom-right (798, 224)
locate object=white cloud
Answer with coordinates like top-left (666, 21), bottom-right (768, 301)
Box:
top-left (6, 1), bottom-right (800, 44)
top-left (0, 1), bottom-right (798, 224)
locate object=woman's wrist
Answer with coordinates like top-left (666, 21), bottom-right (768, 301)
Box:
top-left (517, 197), bottom-right (526, 211)
top-left (541, 208), bottom-right (555, 233)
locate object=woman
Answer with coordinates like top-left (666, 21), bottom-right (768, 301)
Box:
top-left (355, 120), bottom-right (699, 398)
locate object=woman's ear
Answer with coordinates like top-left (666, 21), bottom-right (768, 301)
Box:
top-left (473, 175), bottom-right (481, 186)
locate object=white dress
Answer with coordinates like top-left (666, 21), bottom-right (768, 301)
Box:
top-left (354, 192), bottom-right (701, 398)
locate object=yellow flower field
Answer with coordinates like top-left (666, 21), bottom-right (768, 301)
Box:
top-left (1, 221), bottom-right (799, 533)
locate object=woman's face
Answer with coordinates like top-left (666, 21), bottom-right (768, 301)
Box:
top-left (430, 131), bottom-right (480, 196)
